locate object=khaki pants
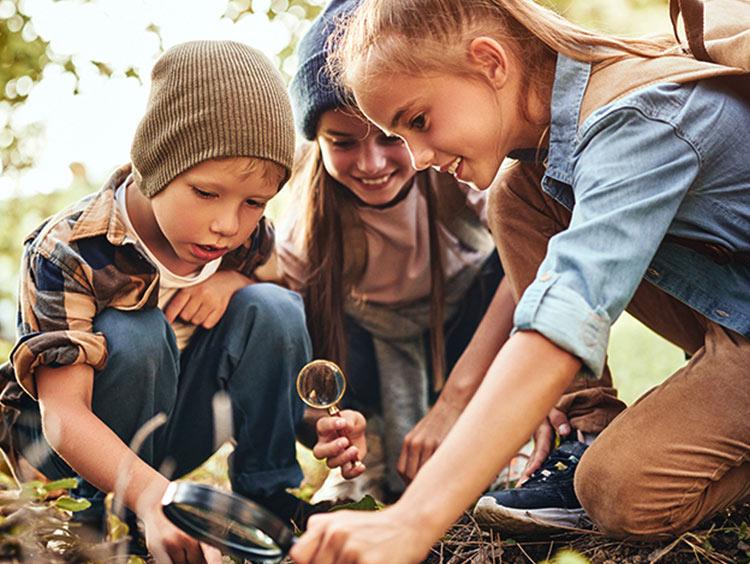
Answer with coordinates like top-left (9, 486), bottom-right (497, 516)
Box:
top-left (489, 162), bottom-right (750, 538)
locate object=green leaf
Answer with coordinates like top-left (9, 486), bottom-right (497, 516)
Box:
top-left (329, 494), bottom-right (383, 512)
top-left (91, 61), bottom-right (113, 77)
top-left (545, 549), bottom-right (591, 564)
top-left (55, 495), bottom-right (91, 512)
top-left (43, 478), bottom-right (78, 492)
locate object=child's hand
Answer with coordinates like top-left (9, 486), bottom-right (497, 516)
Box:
top-left (520, 406), bottom-right (571, 484)
top-left (164, 270), bottom-right (252, 329)
top-left (141, 501), bottom-right (222, 563)
top-left (397, 398), bottom-right (463, 483)
top-left (313, 410), bottom-right (367, 479)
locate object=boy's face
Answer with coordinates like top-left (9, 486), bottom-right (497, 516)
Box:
top-left (149, 157), bottom-right (279, 273)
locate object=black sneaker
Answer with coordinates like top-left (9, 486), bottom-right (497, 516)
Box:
top-left (473, 437), bottom-right (590, 536)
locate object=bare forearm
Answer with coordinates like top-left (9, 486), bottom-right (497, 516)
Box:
top-left (440, 276), bottom-right (515, 406)
top-left (395, 331), bottom-right (581, 535)
top-left (37, 364), bottom-right (168, 515)
top-left (42, 405), bottom-right (168, 513)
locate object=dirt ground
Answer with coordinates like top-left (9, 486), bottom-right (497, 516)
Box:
top-left (423, 503), bottom-right (750, 564)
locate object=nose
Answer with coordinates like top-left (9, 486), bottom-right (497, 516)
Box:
top-left (209, 205), bottom-right (240, 239)
top-left (406, 140), bottom-right (435, 171)
top-left (356, 143), bottom-right (388, 175)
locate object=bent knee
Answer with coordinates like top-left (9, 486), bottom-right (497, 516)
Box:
top-left (228, 283), bottom-right (307, 334)
top-left (94, 308), bottom-right (172, 367)
top-left (576, 447), bottom-right (689, 538)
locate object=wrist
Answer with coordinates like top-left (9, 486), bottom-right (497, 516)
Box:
top-left (134, 475), bottom-right (171, 522)
top-left (437, 382), bottom-right (472, 411)
top-left (387, 499), bottom-right (445, 550)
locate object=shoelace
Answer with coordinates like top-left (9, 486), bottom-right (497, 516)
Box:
top-left (526, 445), bottom-right (583, 485)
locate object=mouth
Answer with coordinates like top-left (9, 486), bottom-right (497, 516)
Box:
top-left (190, 243), bottom-right (229, 262)
top-left (355, 172), bottom-right (394, 187)
top-left (438, 156), bottom-right (463, 177)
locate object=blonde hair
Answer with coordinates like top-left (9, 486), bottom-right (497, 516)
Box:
top-left (331, 0), bottom-right (677, 112)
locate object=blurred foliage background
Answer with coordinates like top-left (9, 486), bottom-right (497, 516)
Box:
top-left (0, 0), bottom-right (683, 402)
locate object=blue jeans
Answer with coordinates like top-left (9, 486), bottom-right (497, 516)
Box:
top-left (14, 283), bottom-right (310, 525)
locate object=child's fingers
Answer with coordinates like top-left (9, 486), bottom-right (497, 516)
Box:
top-left (188, 303), bottom-right (211, 326)
top-left (202, 309), bottom-right (222, 329)
top-left (163, 291), bottom-right (190, 323)
top-left (312, 436), bottom-right (350, 460)
top-left (316, 415), bottom-right (348, 438)
top-left (322, 445), bottom-right (360, 470)
top-left (547, 408), bottom-right (571, 437)
top-left (178, 297), bottom-right (202, 323)
top-left (520, 421), bottom-right (554, 484)
top-left (340, 460), bottom-right (366, 480)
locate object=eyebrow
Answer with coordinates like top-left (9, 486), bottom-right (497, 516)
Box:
top-left (323, 129), bottom-right (357, 137)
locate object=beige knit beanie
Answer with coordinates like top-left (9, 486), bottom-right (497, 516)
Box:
top-left (131, 40), bottom-right (295, 198)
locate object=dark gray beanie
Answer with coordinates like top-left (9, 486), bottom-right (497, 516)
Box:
top-left (289, 0), bottom-right (359, 140)
top-left (131, 40), bottom-right (295, 198)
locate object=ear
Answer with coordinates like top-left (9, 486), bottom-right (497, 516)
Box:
top-left (468, 37), bottom-right (509, 89)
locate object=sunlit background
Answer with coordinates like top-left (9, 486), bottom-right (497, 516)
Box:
top-left (0, 0), bottom-right (684, 402)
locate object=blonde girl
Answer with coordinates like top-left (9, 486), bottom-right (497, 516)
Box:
top-left (289, 0), bottom-right (750, 561)
top-left (276, 0), bottom-right (514, 499)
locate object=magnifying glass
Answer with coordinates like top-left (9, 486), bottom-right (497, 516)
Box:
top-left (160, 360), bottom-right (352, 561)
top-left (296, 359), bottom-right (362, 475)
top-left (161, 481), bottom-right (295, 562)
top-left (296, 359), bottom-right (347, 414)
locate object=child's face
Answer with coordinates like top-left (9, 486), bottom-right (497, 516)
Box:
top-left (354, 72), bottom-right (511, 191)
top-left (317, 109), bottom-right (416, 206)
top-left (149, 157), bottom-right (278, 273)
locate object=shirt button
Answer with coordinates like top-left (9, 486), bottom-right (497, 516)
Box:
top-left (646, 268), bottom-right (660, 278)
top-left (539, 272), bottom-right (553, 282)
top-left (715, 309), bottom-right (730, 318)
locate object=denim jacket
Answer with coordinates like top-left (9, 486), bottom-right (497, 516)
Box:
top-left (512, 54), bottom-right (750, 378)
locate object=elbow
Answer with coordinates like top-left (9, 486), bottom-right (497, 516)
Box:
top-left (38, 402), bottom-right (68, 452)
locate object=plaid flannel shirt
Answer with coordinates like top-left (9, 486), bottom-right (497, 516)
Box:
top-left (5, 164), bottom-right (274, 400)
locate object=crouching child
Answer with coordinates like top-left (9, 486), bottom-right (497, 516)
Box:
top-left (0, 40), bottom-right (362, 561)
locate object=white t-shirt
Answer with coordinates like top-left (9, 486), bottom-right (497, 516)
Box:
top-left (116, 180), bottom-right (222, 349)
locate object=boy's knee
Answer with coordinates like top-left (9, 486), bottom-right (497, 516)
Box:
top-left (227, 283), bottom-right (307, 339)
top-left (94, 308), bottom-right (174, 377)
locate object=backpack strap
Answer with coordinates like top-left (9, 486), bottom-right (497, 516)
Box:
top-left (579, 53), bottom-right (745, 126)
top-left (670, 0), bottom-right (711, 62)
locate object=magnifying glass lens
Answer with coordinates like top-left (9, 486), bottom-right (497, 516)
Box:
top-left (173, 503), bottom-right (279, 550)
top-left (162, 482), bottom-right (295, 562)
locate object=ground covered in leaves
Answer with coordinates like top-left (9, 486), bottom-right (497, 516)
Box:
top-left (420, 503), bottom-right (750, 564)
top-left (2, 447), bottom-right (748, 564)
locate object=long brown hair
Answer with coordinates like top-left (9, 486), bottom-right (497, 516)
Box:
top-left (290, 142), bottom-right (448, 391)
top-left (330, 0), bottom-right (679, 121)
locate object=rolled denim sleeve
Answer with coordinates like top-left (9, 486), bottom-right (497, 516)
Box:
top-left (514, 108), bottom-right (701, 377)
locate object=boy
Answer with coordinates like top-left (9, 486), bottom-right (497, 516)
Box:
top-left (0, 40), bottom-right (358, 561)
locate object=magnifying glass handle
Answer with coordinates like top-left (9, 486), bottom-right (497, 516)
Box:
top-left (326, 405), bottom-right (361, 475)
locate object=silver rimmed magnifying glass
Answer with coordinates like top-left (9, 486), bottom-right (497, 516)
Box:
top-left (161, 360), bottom-right (354, 560)
top-left (161, 481), bottom-right (295, 562)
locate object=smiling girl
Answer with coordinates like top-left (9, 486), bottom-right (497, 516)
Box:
top-left (275, 0), bottom-right (511, 499)
top-left (289, 0), bottom-right (750, 562)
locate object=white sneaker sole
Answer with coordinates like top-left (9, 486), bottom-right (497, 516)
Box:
top-left (473, 496), bottom-right (590, 536)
